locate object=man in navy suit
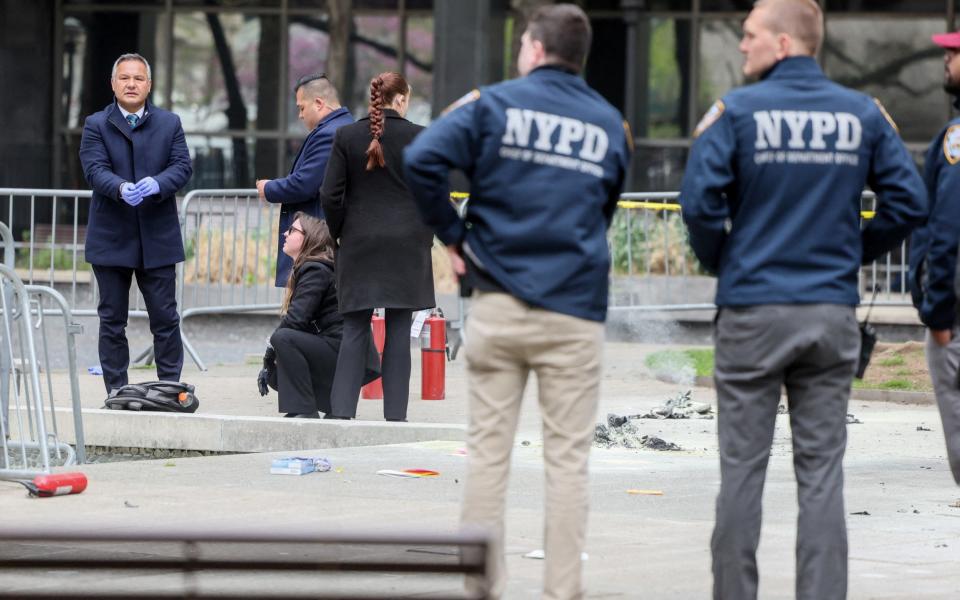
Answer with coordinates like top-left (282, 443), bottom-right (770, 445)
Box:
top-left (256, 74), bottom-right (354, 286)
top-left (79, 53), bottom-right (193, 393)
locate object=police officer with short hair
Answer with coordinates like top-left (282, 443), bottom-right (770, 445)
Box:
top-left (907, 29), bottom-right (960, 490)
top-left (404, 5), bottom-right (631, 598)
top-left (680, 1), bottom-right (926, 598)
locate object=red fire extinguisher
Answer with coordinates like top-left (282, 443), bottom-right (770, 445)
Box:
top-left (21, 472), bottom-right (88, 497)
top-left (361, 311), bottom-right (386, 400)
top-left (421, 311), bottom-right (446, 400)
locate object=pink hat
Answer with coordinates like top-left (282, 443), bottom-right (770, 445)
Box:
top-left (932, 31), bottom-right (960, 49)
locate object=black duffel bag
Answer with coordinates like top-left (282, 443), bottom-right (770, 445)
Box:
top-left (104, 381), bottom-right (199, 413)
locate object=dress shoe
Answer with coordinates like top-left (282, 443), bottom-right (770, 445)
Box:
top-left (284, 412), bottom-right (320, 419)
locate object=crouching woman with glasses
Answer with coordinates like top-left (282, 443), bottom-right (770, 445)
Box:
top-left (264, 212), bottom-right (344, 418)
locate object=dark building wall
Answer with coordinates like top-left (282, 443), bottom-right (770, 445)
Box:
top-left (0, 0), bottom-right (54, 188)
top-left (432, 0), bottom-right (506, 115)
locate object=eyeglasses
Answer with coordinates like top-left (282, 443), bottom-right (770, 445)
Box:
top-left (286, 225), bottom-right (305, 236)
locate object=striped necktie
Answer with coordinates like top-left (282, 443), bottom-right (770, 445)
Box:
top-left (126, 114), bottom-right (139, 128)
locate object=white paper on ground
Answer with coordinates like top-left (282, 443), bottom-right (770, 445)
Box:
top-left (377, 469), bottom-right (419, 478)
top-left (522, 549), bottom-right (588, 561)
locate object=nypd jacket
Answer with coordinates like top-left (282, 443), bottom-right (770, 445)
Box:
top-left (908, 105), bottom-right (960, 330)
top-left (680, 57), bottom-right (926, 308)
top-left (403, 66), bottom-right (632, 322)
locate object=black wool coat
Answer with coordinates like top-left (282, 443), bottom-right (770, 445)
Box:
top-left (277, 259), bottom-right (343, 339)
top-left (319, 110), bottom-right (436, 314)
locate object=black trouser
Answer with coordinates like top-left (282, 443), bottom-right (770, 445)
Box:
top-left (331, 308), bottom-right (412, 420)
top-left (92, 264), bottom-right (182, 393)
top-left (270, 328), bottom-right (339, 415)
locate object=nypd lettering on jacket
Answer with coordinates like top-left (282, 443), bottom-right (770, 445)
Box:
top-left (402, 65), bottom-right (632, 323)
top-left (500, 108), bottom-right (610, 178)
top-left (752, 110), bottom-right (861, 166)
top-left (679, 56), bottom-right (927, 308)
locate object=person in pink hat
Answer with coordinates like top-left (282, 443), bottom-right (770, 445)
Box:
top-left (907, 29), bottom-right (960, 492)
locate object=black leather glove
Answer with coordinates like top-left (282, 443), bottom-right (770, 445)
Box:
top-left (263, 345), bottom-right (276, 369)
top-left (257, 368), bottom-right (270, 396)
top-left (257, 346), bottom-right (277, 396)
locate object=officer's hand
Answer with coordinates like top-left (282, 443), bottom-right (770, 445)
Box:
top-left (257, 368), bottom-right (270, 396)
top-left (446, 244), bottom-right (466, 276)
top-left (931, 329), bottom-right (952, 347)
top-left (256, 179), bottom-right (270, 199)
top-left (120, 182), bottom-right (144, 207)
top-left (134, 176), bottom-right (160, 198)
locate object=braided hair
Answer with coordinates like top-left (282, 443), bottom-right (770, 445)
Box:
top-left (365, 71), bottom-right (410, 171)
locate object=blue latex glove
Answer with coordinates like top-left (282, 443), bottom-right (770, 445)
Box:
top-left (120, 182), bottom-right (144, 206)
top-left (134, 176), bottom-right (160, 198)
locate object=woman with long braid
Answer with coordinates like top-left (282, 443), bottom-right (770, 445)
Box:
top-left (320, 72), bottom-right (434, 421)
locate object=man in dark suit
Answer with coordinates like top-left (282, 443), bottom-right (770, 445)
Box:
top-left (256, 74), bottom-right (354, 286)
top-left (79, 52), bottom-right (193, 393)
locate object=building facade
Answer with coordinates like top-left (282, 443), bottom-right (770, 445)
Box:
top-left (0, 0), bottom-right (957, 194)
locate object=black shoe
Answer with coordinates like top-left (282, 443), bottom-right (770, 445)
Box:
top-left (284, 412), bottom-right (320, 419)
top-left (323, 414), bottom-right (351, 420)
top-left (386, 418), bottom-right (407, 422)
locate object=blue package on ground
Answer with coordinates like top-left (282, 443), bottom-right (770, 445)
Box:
top-left (270, 457), bottom-right (332, 475)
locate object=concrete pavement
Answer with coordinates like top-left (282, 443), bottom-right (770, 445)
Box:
top-left (3, 342), bottom-right (960, 598)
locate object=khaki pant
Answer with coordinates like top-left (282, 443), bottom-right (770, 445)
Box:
top-left (461, 292), bottom-right (603, 600)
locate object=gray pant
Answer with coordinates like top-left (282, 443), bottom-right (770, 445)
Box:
top-left (713, 304), bottom-right (859, 600)
top-left (924, 329), bottom-right (960, 484)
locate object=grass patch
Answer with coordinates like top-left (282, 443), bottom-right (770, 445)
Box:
top-left (645, 348), bottom-right (714, 378)
top-left (647, 344), bottom-right (930, 392)
top-left (877, 379), bottom-right (914, 390)
top-left (877, 355), bottom-right (906, 367)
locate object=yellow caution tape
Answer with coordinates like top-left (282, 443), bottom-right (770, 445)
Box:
top-left (450, 193), bottom-right (876, 219)
top-left (618, 201), bottom-right (682, 212)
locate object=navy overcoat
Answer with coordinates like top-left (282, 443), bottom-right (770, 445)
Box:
top-left (79, 101), bottom-right (192, 269)
top-left (264, 107), bottom-right (354, 286)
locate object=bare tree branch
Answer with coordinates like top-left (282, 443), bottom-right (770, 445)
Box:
top-left (289, 15), bottom-right (434, 73)
top-left (831, 47), bottom-right (942, 91)
top-left (205, 9), bottom-right (248, 184)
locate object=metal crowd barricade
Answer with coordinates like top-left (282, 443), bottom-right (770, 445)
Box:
top-left (0, 221), bottom-right (86, 469)
top-left (0, 187), bottom-right (212, 372)
top-left (442, 192), bottom-right (471, 360)
top-left (176, 189), bottom-right (283, 371)
top-left (608, 190), bottom-right (913, 312)
top-left (0, 262), bottom-right (82, 482)
top-left (178, 189), bottom-right (474, 365)
top-left (0, 525), bottom-right (491, 599)
top-left (0, 186), bottom-right (915, 375)
top-left (0, 188), bottom-right (93, 310)
top-left (0, 187), bottom-right (154, 350)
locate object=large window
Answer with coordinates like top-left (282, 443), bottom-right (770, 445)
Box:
top-left (55, 1), bottom-right (960, 192)
top-left (56, 1), bottom-right (433, 189)
top-left (823, 17), bottom-right (946, 141)
top-left (617, 1), bottom-right (956, 190)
